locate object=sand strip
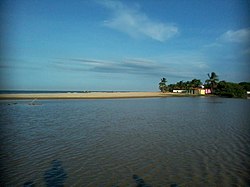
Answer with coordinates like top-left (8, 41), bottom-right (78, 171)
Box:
top-left (0, 92), bottom-right (184, 100)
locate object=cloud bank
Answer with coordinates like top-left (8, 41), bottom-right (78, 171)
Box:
top-left (220, 28), bottom-right (250, 43)
top-left (52, 54), bottom-right (209, 81)
top-left (53, 58), bottom-right (163, 75)
top-left (100, 0), bottom-right (178, 42)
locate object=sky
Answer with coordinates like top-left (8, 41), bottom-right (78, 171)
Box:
top-left (1, 0), bottom-right (250, 91)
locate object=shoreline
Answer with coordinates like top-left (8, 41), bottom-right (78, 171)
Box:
top-left (0, 92), bottom-right (189, 100)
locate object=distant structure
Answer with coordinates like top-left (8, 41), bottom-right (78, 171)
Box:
top-left (173, 88), bottom-right (210, 95)
top-left (173, 90), bottom-right (186, 93)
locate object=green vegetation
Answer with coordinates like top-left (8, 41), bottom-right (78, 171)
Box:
top-left (159, 72), bottom-right (250, 98)
top-left (205, 72), bottom-right (219, 94)
top-left (215, 81), bottom-right (247, 98)
top-left (159, 78), bottom-right (168, 92)
top-left (239, 82), bottom-right (250, 91)
top-left (168, 79), bottom-right (202, 92)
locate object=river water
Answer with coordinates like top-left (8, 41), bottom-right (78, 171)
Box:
top-left (0, 97), bottom-right (250, 186)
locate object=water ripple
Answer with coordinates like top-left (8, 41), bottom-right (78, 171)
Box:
top-left (0, 98), bottom-right (249, 186)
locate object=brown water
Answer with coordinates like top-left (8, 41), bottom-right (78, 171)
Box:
top-left (0, 97), bottom-right (250, 186)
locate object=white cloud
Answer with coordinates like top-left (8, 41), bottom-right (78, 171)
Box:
top-left (100, 0), bottom-right (178, 42)
top-left (220, 28), bottom-right (250, 43)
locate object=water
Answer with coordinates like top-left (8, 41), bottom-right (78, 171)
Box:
top-left (0, 97), bottom-right (250, 186)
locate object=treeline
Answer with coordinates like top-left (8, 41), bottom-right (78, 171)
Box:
top-left (159, 72), bottom-right (250, 98)
top-left (168, 79), bottom-right (202, 91)
top-left (215, 81), bottom-right (250, 98)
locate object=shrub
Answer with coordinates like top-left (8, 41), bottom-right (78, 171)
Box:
top-left (215, 81), bottom-right (247, 98)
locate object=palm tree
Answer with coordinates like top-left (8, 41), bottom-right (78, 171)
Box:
top-left (191, 79), bottom-right (202, 88)
top-left (159, 78), bottom-right (168, 92)
top-left (176, 80), bottom-right (184, 89)
top-left (185, 81), bottom-right (191, 90)
top-left (206, 72), bottom-right (219, 93)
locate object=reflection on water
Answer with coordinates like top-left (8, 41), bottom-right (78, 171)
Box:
top-left (132, 174), bottom-right (151, 187)
top-left (44, 160), bottom-right (67, 187)
top-left (0, 97), bottom-right (250, 186)
top-left (23, 160), bottom-right (67, 187)
top-left (23, 181), bottom-right (35, 187)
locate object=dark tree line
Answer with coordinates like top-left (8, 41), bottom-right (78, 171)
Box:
top-left (168, 79), bottom-right (203, 91)
top-left (159, 72), bottom-right (250, 98)
top-left (215, 81), bottom-right (249, 98)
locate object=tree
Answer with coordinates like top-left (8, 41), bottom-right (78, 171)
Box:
top-left (216, 81), bottom-right (247, 98)
top-left (206, 72), bottom-right (219, 94)
top-left (159, 78), bottom-right (168, 92)
top-left (168, 84), bottom-right (175, 92)
top-left (176, 80), bottom-right (185, 89)
top-left (239, 82), bottom-right (250, 91)
top-left (190, 79), bottom-right (202, 88)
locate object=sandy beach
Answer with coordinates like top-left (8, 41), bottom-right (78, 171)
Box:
top-left (0, 92), bottom-right (183, 100)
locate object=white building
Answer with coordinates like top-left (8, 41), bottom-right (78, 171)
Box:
top-left (173, 90), bottom-right (186, 93)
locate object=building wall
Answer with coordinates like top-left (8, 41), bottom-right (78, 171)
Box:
top-left (173, 90), bottom-right (186, 93)
top-left (199, 89), bottom-right (206, 95)
top-left (187, 89), bottom-right (206, 95)
top-left (173, 89), bottom-right (206, 95)
top-left (205, 89), bottom-right (211, 94)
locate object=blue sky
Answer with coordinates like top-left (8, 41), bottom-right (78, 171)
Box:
top-left (1, 0), bottom-right (250, 91)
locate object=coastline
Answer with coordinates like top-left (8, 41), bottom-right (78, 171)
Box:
top-left (0, 92), bottom-right (187, 100)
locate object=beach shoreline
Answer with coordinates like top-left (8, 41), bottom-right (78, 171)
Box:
top-left (0, 92), bottom-right (187, 100)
